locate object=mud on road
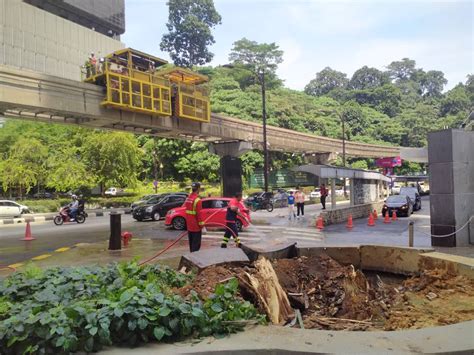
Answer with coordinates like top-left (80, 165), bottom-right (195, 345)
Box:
top-left (180, 254), bottom-right (474, 331)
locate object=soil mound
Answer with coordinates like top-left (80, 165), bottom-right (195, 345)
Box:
top-left (178, 254), bottom-right (474, 331)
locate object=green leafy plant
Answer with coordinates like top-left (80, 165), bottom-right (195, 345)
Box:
top-left (0, 262), bottom-right (264, 354)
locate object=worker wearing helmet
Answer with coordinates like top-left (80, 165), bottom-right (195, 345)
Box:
top-left (69, 194), bottom-right (79, 221)
top-left (184, 182), bottom-right (203, 252)
top-left (221, 192), bottom-right (243, 248)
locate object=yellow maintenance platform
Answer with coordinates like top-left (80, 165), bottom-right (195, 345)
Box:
top-left (82, 48), bottom-right (210, 123)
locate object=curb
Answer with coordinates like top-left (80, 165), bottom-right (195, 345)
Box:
top-left (0, 209), bottom-right (131, 226)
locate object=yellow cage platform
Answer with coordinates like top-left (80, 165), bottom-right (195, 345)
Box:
top-left (82, 48), bottom-right (211, 122)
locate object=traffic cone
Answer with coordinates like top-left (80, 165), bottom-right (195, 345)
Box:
top-left (21, 221), bottom-right (36, 241)
top-left (392, 210), bottom-right (398, 221)
top-left (316, 215), bottom-right (324, 230)
top-left (373, 210), bottom-right (378, 220)
top-left (367, 213), bottom-right (375, 227)
top-left (346, 214), bottom-right (353, 229)
top-left (383, 212), bottom-right (391, 224)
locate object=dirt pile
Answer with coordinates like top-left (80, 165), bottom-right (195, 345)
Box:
top-left (272, 255), bottom-right (400, 330)
top-left (178, 254), bottom-right (474, 331)
top-left (385, 268), bottom-right (474, 330)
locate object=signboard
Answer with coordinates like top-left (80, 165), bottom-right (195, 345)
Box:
top-left (249, 169), bottom-right (316, 189)
top-left (375, 156), bottom-right (401, 168)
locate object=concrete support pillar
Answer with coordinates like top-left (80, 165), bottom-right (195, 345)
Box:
top-left (349, 178), bottom-right (355, 206)
top-left (428, 129), bottom-right (474, 247)
top-left (331, 179), bottom-right (336, 209)
top-left (305, 152), bottom-right (338, 165)
top-left (209, 141), bottom-right (252, 197)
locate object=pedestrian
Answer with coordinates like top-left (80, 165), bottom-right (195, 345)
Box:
top-left (184, 182), bottom-right (203, 252)
top-left (288, 190), bottom-right (296, 220)
top-left (89, 52), bottom-right (97, 76)
top-left (295, 186), bottom-right (305, 218)
top-left (221, 192), bottom-right (243, 248)
top-left (320, 183), bottom-right (328, 210)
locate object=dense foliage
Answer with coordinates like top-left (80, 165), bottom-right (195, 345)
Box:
top-left (160, 0), bottom-right (222, 67)
top-left (0, 262), bottom-right (264, 354)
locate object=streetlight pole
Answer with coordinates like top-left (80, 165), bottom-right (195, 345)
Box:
top-left (341, 112), bottom-right (347, 198)
top-left (260, 68), bottom-right (269, 192)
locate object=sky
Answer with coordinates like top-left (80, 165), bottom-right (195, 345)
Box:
top-left (122, 0), bottom-right (473, 91)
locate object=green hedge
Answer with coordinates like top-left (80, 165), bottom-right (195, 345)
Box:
top-left (0, 262), bottom-right (265, 353)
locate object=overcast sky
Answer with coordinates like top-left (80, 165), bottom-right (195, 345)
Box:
top-left (122, 0), bottom-right (473, 91)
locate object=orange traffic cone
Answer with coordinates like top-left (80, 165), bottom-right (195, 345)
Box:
top-left (316, 215), bottom-right (324, 230)
top-left (383, 212), bottom-right (391, 224)
top-left (21, 221), bottom-right (36, 241)
top-left (373, 210), bottom-right (378, 220)
top-left (392, 210), bottom-right (398, 221)
top-left (367, 213), bottom-right (375, 227)
top-left (346, 214), bottom-right (353, 229)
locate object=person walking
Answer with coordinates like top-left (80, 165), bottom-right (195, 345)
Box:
top-left (320, 183), bottom-right (328, 210)
top-left (288, 190), bottom-right (296, 221)
top-left (221, 192), bottom-right (243, 248)
top-left (184, 182), bottom-right (203, 252)
top-left (295, 187), bottom-right (305, 218)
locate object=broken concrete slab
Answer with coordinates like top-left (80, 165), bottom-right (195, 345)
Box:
top-left (240, 242), bottom-right (297, 262)
top-left (297, 245), bottom-right (361, 267)
top-left (179, 248), bottom-right (250, 271)
top-left (360, 245), bottom-right (434, 275)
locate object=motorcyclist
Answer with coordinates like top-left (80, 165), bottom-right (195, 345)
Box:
top-left (69, 195), bottom-right (79, 221)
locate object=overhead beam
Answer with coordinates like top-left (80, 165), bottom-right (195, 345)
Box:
top-left (0, 66), bottom-right (401, 158)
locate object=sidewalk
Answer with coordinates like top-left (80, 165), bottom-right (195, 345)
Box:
top-left (0, 208), bottom-right (131, 226)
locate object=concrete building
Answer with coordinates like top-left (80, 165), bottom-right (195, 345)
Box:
top-left (0, 0), bottom-right (124, 81)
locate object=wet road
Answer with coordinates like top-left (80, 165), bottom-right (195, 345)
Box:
top-left (0, 215), bottom-right (181, 266)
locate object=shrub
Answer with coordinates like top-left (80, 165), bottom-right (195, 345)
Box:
top-left (0, 262), bottom-right (264, 353)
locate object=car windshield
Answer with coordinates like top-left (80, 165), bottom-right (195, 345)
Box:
top-left (387, 196), bottom-right (407, 203)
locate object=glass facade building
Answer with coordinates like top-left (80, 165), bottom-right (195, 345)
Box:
top-left (23, 0), bottom-right (125, 36)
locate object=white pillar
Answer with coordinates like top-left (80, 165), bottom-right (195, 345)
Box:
top-left (331, 178), bottom-right (336, 209)
top-left (349, 178), bottom-right (355, 206)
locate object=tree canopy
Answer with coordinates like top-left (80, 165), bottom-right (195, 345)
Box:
top-left (160, 0), bottom-right (222, 67)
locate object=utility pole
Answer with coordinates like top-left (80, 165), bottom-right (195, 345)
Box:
top-left (341, 111), bottom-right (347, 198)
top-left (260, 68), bottom-right (269, 192)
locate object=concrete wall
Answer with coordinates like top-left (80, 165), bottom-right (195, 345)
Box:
top-left (0, 0), bottom-right (123, 81)
top-left (318, 200), bottom-right (384, 225)
top-left (353, 178), bottom-right (378, 205)
top-left (428, 129), bottom-right (474, 246)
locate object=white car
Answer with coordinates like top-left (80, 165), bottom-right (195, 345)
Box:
top-left (104, 187), bottom-right (125, 196)
top-left (310, 189), bottom-right (321, 199)
top-left (0, 200), bottom-right (30, 217)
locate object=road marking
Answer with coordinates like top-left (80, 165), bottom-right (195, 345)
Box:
top-left (55, 247), bottom-right (70, 252)
top-left (31, 254), bottom-right (52, 261)
top-left (8, 263), bottom-right (23, 268)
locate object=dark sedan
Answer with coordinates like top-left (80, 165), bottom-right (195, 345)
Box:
top-left (382, 195), bottom-right (413, 217)
top-left (132, 194), bottom-right (187, 221)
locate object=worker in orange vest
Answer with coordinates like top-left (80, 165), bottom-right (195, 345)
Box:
top-left (184, 182), bottom-right (203, 252)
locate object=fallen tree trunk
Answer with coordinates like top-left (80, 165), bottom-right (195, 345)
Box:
top-left (237, 257), bottom-right (294, 324)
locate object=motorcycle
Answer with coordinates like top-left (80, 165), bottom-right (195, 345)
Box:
top-left (53, 205), bottom-right (86, 225)
top-left (246, 198), bottom-right (274, 212)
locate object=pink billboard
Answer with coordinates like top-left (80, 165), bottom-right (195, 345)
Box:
top-left (375, 156), bottom-right (402, 168)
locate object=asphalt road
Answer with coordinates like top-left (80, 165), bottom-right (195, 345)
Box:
top-left (0, 215), bottom-right (182, 266)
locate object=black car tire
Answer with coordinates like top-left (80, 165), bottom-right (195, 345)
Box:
top-left (172, 216), bottom-right (186, 230)
top-left (236, 219), bottom-right (243, 232)
top-left (152, 211), bottom-right (161, 221)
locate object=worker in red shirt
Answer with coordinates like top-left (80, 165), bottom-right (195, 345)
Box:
top-left (320, 183), bottom-right (328, 210)
top-left (184, 182), bottom-right (203, 252)
top-left (221, 192), bottom-right (243, 248)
